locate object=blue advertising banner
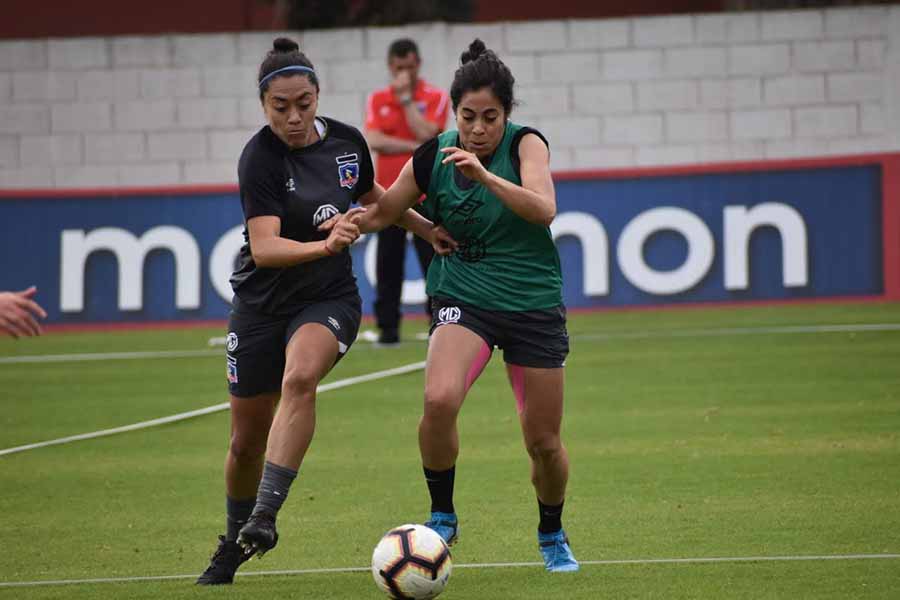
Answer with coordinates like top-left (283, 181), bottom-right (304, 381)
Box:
top-left (0, 161), bottom-right (885, 325)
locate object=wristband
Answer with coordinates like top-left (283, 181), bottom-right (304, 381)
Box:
top-left (324, 240), bottom-right (337, 256)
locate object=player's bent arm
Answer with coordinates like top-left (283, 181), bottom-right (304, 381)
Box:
top-left (482, 134), bottom-right (557, 227)
top-left (364, 128), bottom-right (419, 155)
top-left (247, 215), bottom-right (331, 267)
top-left (357, 160), bottom-right (423, 233)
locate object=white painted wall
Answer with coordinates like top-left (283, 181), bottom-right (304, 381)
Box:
top-left (0, 6), bottom-right (896, 188)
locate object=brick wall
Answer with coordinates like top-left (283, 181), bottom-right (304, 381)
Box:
top-left (0, 6), bottom-right (897, 188)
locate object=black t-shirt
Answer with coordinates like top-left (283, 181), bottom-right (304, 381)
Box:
top-left (412, 126), bottom-right (548, 201)
top-left (230, 117), bottom-right (374, 315)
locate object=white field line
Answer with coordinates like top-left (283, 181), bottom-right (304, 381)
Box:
top-left (2, 323), bottom-right (899, 366)
top-left (0, 349), bottom-right (221, 364)
top-left (576, 323), bottom-right (900, 342)
top-left (0, 361), bottom-right (425, 457)
top-left (0, 553), bottom-right (897, 588)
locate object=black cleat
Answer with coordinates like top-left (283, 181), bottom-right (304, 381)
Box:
top-left (237, 511), bottom-right (279, 557)
top-left (196, 535), bottom-right (253, 585)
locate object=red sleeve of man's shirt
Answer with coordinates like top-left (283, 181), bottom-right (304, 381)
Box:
top-left (364, 89), bottom-right (388, 131)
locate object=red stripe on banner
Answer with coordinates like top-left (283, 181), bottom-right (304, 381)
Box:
top-left (882, 155), bottom-right (900, 301)
top-left (3, 153), bottom-right (898, 198)
top-left (553, 153), bottom-right (900, 181)
top-left (0, 184), bottom-right (238, 200)
top-left (566, 295), bottom-right (891, 316)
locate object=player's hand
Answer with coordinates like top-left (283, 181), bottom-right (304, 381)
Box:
top-left (430, 226), bottom-right (457, 256)
top-left (0, 286), bottom-right (47, 339)
top-left (324, 207), bottom-right (367, 253)
top-left (317, 206), bottom-right (367, 232)
top-left (440, 147), bottom-right (489, 184)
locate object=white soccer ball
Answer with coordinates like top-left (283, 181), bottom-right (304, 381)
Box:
top-left (371, 524), bottom-right (452, 600)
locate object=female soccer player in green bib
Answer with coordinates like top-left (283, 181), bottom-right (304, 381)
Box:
top-left (356, 39), bottom-right (578, 572)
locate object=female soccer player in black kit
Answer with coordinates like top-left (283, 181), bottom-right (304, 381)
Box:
top-left (197, 37), bottom-right (451, 585)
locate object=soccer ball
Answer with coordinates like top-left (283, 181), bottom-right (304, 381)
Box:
top-left (371, 524), bottom-right (452, 600)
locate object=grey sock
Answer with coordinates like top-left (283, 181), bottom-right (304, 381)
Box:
top-left (225, 496), bottom-right (256, 541)
top-left (252, 461), bottom-right (298, 517)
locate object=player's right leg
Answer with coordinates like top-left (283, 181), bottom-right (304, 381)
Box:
top-left (196, 393), bottom-right (278, 585)
top-left (420, 302), bottom-right (494, 545)
top-left (197, 307), bottom-right (285, 584)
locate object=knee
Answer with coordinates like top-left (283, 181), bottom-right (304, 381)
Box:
top-left (229, 432), bottom-right (266, 465)
top-left (281, 366), bottom-right (319, 401)
top-left (526, 434), bottom-right (562, 462)
top-left (423, 384), bottom-right (463, 423)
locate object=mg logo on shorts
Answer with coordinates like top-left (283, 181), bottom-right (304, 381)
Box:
top-left (313, 204), bottom-right (340, 227)
top-left (226, 332), bottom-right (239, 352)
top-left (437, 306), bottom-right (461, 325)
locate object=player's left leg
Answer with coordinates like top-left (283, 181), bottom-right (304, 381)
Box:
top-left (507, 364), bottom-right (579, 572)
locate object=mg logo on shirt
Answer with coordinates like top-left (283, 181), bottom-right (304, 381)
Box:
top-left (313, 204), bottom-right (340, 227)
top-left (437, 306), bottom-right (461, 325)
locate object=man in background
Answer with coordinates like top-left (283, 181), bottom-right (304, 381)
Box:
top-left (363, 38), bottom-right (449, 345)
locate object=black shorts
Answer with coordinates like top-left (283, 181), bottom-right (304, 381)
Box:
top-left (429, 297), bottom-right (569, 369)
top-left (225, 294), bottom-right (362, 397)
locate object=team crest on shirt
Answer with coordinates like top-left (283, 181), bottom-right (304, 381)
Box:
top-left (336, 153), bottom-right (359, 189)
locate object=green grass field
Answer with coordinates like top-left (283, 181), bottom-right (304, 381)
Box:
top-left (1, 302), bottom-right (899, 599)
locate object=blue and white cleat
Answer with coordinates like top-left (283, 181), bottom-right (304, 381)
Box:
top-left (424, 511), bottom-right (459, 546)
top-left (538, 529), bottom-right (580, 572)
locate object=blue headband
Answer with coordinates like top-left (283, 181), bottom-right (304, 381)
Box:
top-left (258, 65), bottom-right (317, 89)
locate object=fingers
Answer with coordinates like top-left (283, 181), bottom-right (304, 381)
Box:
top-left (433, 243), bottom-right (453, 256)
top-left (342, 206), bottom-right (368, 220)
top-left (17, 310), bottom-right (42, 337)
top-left (430, 226), bottom-right (458, 256)
top-left (317, 215), bottom-right (340, 231)
top-left (335, 221), bottom-right (360, 239)
top-left (19, 286), bottom-right (37, 299)
top-left (0, 314), bottom-right (26, 339)
top-left (18, 297), bottom-right (47, 320)
top-left (328, 233), bottom-right (357, 252)
top-left (434, 228), bottom-right (458, 250)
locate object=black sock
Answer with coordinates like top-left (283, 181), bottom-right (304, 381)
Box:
top-left (252, 461), bottom-right (298, 517)
top-left (423, 465), bottom-right (455, 514)
top-left (538, 499), bottom-right (564, 534)
top-left (225, 496), bottom-right (256, 541)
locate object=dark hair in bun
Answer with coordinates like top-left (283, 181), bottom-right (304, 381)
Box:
top-left (450, 39), bottom-right (515, 115)
top-left (257, 36), bottom-right (318, 98)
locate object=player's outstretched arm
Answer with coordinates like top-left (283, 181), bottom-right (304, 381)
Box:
top-left (356, 160), bottom-right (423, 233)
top-left (346, 166), bottom-right (456, 256)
